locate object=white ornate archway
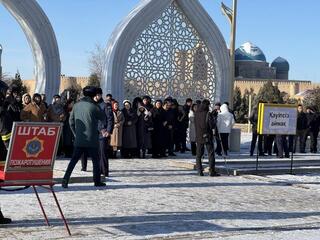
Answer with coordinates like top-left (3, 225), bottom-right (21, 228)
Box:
top-left (1, 0), bottom-right (60, 100)
top-left (103, 0), bottom-right (230, 104)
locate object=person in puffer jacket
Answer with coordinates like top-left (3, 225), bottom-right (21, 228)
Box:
top-left (217, 103), bottom-right (235, 156)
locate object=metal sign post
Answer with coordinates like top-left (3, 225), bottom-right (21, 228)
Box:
top-left (257, 103), bottom-right (298, 174)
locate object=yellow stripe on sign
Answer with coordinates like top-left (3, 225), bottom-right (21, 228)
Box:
top-left (1, 132), bottom-right (11, 141)
top-left (257, 103), bottom-right (263, 135)
top-left (260, 104), bottom-right (265, 134)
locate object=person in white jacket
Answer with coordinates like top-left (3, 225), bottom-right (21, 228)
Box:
top-left (217, 104), bottom-right (235, 155)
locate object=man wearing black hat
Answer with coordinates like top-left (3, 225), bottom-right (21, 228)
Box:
top-left (62, 86), bottom-right (106, 188)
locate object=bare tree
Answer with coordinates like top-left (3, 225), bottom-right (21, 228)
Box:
top-left (1, 72), bottom-right (13, 85)
top-left (88, 43), bottom-right (106, 82)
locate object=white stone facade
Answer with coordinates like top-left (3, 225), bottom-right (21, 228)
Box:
top-left (103, 0), bottom-right (230, 103)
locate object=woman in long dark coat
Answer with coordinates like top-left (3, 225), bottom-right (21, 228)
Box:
top-left (151, 100), bottom-right (166, 158)
top-left (137, 106), bottom-right (153, 158)
top-left (121, 100), bottom-right (138, 158)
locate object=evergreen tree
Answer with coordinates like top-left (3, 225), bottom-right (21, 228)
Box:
top-left (254, 81), bottom-right (284, 105)
top-left (10, 71), bottom-right (28, 94)
top-left (88, 73), bottom-right (100, 87)
top-left (239, 92), bottom-right (249, 123)
top-left (233, 87), bottom-right (243, 123)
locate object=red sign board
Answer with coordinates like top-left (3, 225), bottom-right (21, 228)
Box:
top-left (0, 122), bottom-right (62, 182)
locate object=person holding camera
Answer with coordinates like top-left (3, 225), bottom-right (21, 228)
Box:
top-left (194, 99), bottom-right (219, 176)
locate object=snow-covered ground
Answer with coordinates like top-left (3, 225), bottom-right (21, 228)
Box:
top-left (1, 133), bottom-right (320, 239)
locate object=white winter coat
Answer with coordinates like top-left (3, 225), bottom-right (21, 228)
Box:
top-left (188, 110), bottom-right (196, 142)
top-left (217, 104), bottom-right (235, 133)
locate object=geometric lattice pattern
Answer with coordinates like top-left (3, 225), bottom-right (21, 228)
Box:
top-left (124, 1), bottom-right (216, 103)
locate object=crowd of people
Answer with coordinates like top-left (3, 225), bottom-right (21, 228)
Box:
top-left (0, 85), bottom-right (236, 182)
top-left (3, 84), bottom-right (320, 224)
top-left (0, 83), bottom-right (234, 224)
top-left (250, 102), bottom-right (320, 158)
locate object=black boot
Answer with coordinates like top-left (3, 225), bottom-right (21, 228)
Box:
top-left (209, 170), bottom-right (221, 177)
top-left (0, 210), bottom-right (12, 224)
top-left (198, 171), bottom-right (204, 176)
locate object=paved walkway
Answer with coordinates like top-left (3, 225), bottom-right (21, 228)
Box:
top-left (1, 153), bottom-right (320, 239)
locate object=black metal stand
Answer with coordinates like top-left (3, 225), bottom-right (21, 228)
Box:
top-left (255, 134), bottom-right (260, 174)
top-left (290, 136), bottom-right (296, 175)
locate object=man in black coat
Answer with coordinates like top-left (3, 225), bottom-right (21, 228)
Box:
top-left (249, 103), bottom-right (264, 156)
top-left (194, 99), bottom-right (218, 176)
top-left (94, 88), bottom-right (114, 177)
top-left (295, 104), bottom-right (308, 153)
top-left (163, 100), bottom-right (177, 156)
top-left (306, 106), bottom-right (320, 153)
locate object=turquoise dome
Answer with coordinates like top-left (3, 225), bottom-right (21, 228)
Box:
top-left (235, 42), bottom-right (266, 62)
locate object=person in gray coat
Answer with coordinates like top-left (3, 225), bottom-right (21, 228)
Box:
top-left (62, 86), bottom-right (106, 188)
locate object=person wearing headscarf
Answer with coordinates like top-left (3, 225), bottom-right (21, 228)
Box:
top-left (20, 93), bottom-right (47, 122)
top-left (137, 105), bottom-right (153, 158)
top-left (121, 100), bottom-right (138, 158)
top-left (22, 93), bottom-right (31, 107)
top-left (110, 101), bottom-right (125, 158)
top-left (151, 100), bottom-right (166, 158)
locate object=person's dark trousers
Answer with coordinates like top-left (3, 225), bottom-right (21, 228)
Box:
top-left (173, 127), bottom-right (181, 152)
top-left (296, 129), bottom-right (308, 153)
top-left (288, 135), bottom-right (295, 153)
top-left (266, 135), bottom-right (275, 155)
top-left (214, 128), bottom-right (222, 155)
top-left (167, 129), bottom-right (175, 155)
top-left (180, 127), bottom-right (188, 152)
top-left (151, 132), bottom-right (161, 157)
top-left (220, 133), bottom-right (229, 155)
top-left (99, 137), bottom-right (109, 177)
top-left (196, 140), bottom-right (216, 173)
top-left (64, 147), bottom-right (101, 184)
top-left (191, 142), bottom-right (197, 156)
top-left (309, 130), bottom-right (319, 153)
top-left (81, 152), bottom-right (88, 171)
top-left (55, 134), bottom-right (63, 156)
top-left (276, 135), bottom-right (289, 158)
top-left (250, 131), bottom-right (263, 155)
